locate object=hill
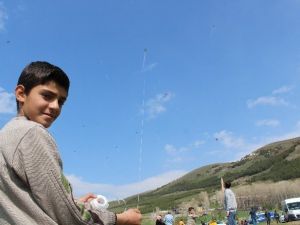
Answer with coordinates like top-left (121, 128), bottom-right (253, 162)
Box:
top-left (109, 137), bottom-right (300, 213)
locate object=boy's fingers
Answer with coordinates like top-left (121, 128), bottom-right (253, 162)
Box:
top-left (133, 208), bottom-right (141, 213)
top-left (79, 193), bottom-right (96, 202)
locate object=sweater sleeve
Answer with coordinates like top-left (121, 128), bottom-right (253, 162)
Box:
top-left (12, 125), bottom-right (116, 225)
top-left (224, 190), bottom-right (228, 211)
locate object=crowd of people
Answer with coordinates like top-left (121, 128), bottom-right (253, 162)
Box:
top-left (249, 207), bottom-right (281, 225)
top-left (156, 207), bottom-right (282, 225)
top-left (155, 180), bottom-right (284, 225)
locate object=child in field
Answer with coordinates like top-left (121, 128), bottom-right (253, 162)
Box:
top-left (0, 61), bottom-right (142, 225)
top-left (156, 215), bottom-right (165, 225)
top-left (164, 212), bottom-right (174, 225)
top-left (208, 218), bottom-right (217, 225)
top-left (186, 207), bottom-right (197, 225)
top-left (178, 219), bottom-right (185, 225)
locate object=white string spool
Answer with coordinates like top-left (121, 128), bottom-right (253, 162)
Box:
top-left (90, 195), bottom-right (109, 210)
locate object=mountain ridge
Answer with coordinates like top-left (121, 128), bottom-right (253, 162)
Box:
top-left (109, 137), bottom-right (300, 213)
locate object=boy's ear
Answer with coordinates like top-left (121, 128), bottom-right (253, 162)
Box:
top-left (15, 85), bottom-right (26, 103)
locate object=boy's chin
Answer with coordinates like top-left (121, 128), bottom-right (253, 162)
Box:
top-left (37, 118), bottom-right (54, 128)
top-left (42, 123), bottom-right (52, 128)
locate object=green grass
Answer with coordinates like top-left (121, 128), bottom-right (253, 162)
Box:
top-left (142, 217), bottom-right (153, 225)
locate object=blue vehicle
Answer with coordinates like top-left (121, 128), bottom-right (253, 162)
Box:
top-left (248, 211), bottom-right (274, 224)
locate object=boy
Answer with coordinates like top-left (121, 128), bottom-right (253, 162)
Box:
top-left (155, 215), bottom-right (165, 225)
top-left (223, 181), bottom-right (237, 225)
top-left (164, 212), bottom-right (174, 225)
top-left (178, 219), bottom-right (185, 225)
top-left (186, 207), bottom-right (197, 225)
top-left (0, 61), bottom-right (142, 225)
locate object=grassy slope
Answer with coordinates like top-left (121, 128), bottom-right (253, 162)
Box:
top-left (109, 137), bottom-right (300, 213)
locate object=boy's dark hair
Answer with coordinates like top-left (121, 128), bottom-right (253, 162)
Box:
top-left (224, 181), bottom-right (231, 189)
top-left (188, 207), bottom-right (194, 212)
top-left (16, 61), bottom-right (70, 111)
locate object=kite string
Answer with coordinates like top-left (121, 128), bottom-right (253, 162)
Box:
top-left (137, 49), bottom-right (147, 208)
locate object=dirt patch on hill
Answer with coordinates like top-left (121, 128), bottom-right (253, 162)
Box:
top-left (286, 145), bottom-right (300, 161)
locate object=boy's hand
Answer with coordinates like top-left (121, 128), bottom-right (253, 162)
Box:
top-left (78, 193), bottom-right (97, 203)
top-left (117, 208), bottom-right (142, 225)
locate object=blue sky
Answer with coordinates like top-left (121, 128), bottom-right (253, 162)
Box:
top-left (1, 0), bottom-right (300, 201)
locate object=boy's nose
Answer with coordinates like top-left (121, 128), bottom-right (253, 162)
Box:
top-left (49, 99), bottom-right (60, 111)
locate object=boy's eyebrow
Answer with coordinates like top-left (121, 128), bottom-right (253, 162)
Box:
top-left (41, 88), bottom-right (68, 99)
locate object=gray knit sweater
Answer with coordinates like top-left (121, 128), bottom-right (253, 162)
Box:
top-left (0, 116), bottom-right (116, 225)
top-left (224, 188), bottom-right (237, 212)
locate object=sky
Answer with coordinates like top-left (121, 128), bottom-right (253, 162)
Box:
top-left (1, 0), bottom-right (300, 201)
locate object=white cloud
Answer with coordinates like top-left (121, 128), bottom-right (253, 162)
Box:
top-left (164, 144), bottom-right (177, 154)
top-left (166, 156), bottom-right (185, 163)
top-left (235, 128), bottom-right (300, 160)
top-left (0, 87), bottom-right (15, 114)
top-left (142, 62), bottom-right (158, 73)
top-left (15, 3), bottom-right (26, 14)
top-left (263, 127), bottom-right (300, 143)
top-left (272, 85), bottom-right (293, 95)
top-left (163, 138), bottom-right (205, 165)
top-left (164, 144), bottom-right (188, 155)
top-left (214, 125), bottom-right (300, 161)
top-left (67, 170), bottom-right (187, 200)
top-left (212, 130), bottom-right (264, 160)
top-left (214, 130), bottom-right (245, 149)
top-left (256, 119), bottom-right (280, 127)
top-left (0, 2), bottom-right (8, 31)
top-left (247, 85), bottom-right (293, 109)
top-left (247, 96), bottom-right (288, 108)
top-left (193, 140), bottom-right (205, 148)
top-left (144, 92), bottom-right (174, 119)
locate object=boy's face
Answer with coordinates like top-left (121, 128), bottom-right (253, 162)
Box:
top-left (16, 81), bottom-right (68, 128)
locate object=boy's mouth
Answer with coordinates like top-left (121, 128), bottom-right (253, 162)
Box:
top-left (43, 113), bottom-right (56, 120)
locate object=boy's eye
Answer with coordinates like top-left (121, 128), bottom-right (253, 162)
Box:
top-left (58, 99), bottom-right (65, 106)
top-left (42, 93), bottom-right (52, 100)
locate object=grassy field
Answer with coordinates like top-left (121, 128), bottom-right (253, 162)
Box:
top-left (140, 212), bottom-right (300, 225)
top-left (141, 219), bottom-right (300, 225)
top-left (257, 222), bottom-right (300, 225)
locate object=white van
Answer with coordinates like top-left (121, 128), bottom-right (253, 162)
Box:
top-left (281, 197), bottom-right (300, 221)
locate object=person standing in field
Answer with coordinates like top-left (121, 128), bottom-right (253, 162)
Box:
top-left (186, 207), bottom-right (197, 225)
top-left (164, 212), bottom-right (174, 225)
top-left (223, 181), bottom-right (237, 225)
top-left (249, 207), bottom-right (257, 225)
top-left (274, 210), bottom-right (280, 224)
top-left (265, 210), bottom-right (271, 225)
